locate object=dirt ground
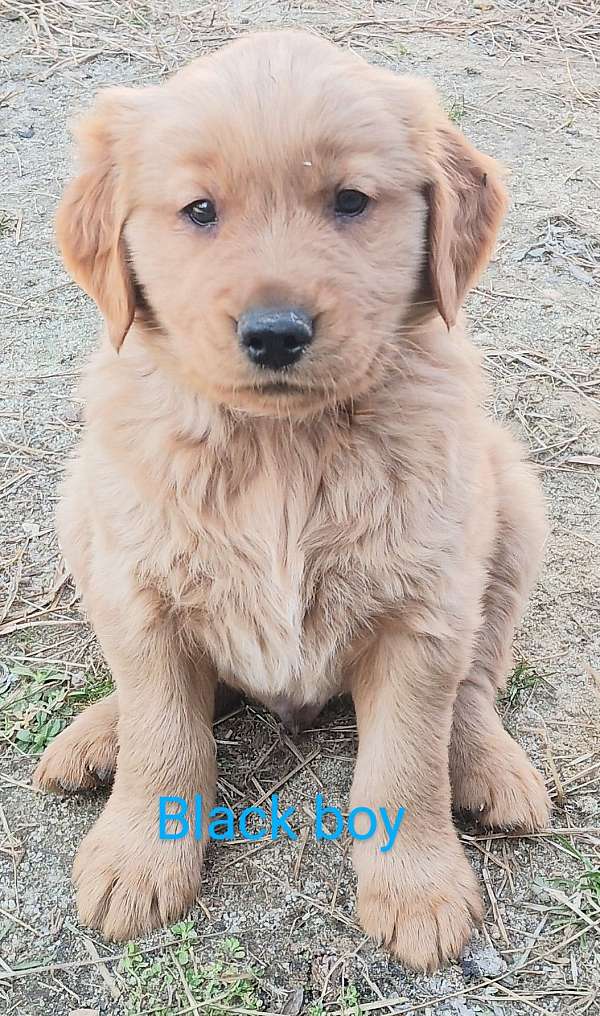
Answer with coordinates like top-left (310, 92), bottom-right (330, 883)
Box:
top-left (1, 2), bottom-right (599, 1014)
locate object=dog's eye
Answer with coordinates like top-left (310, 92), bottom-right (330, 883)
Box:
top-left (184, 199), bottom-right (218, 226)
top-left (334, 189), bottom-right (369, 217)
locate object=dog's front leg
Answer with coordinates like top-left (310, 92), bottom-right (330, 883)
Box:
top-left (72, 589), bottom-right (217, 941)
top-left (349, 622), bottom-right (482, 971)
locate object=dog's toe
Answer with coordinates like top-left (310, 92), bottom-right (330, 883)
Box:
top-left (34, 713), bottom-right (118, 794)
top-left (452, 730), bottom-right (551, 832)
top-left (74, 802), bottom-right (204, 940)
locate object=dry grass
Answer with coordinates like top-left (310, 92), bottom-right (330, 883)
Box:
top-left (2, 0), bottom-right (600, 104)
top-left (1, 0), bottom-right (236, 75)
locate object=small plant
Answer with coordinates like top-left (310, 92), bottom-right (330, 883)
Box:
top-left (309, 982), bottom-right (363, 1016)
top-left (447, 95), bottom-right (466, 124)
top-left (501, 661), bottom-right (541, 711)
top-left (340, 983), bottom-right (362, 1016)
top-left (391, 40), bottom-right (409, 58)
top-left (72, 672), bottom-right (114, 705)
top-left (119, 929), bottom-right (263, 1015)
top-left (2, 665), bottom-right (73, 753)
top-left (170, 919), bottom-right (199, 966)
top-left (551, 837), bottom-right (600, 934)
top-left (1, 663), bottom-right (114, 753)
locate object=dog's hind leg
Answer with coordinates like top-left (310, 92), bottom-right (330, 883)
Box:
top-left (33, 681), bottom-right (241, 794)
top-left (449, 430), bottom-right (551, 831)
top-left (34, 691), bottom-right (119, 793)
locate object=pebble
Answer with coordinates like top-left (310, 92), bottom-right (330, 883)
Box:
top-left (461, 942), bottom-right (507, 979)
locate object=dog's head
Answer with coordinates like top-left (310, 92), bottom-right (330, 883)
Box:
top-left (58, 31), bottom-right (507, 416)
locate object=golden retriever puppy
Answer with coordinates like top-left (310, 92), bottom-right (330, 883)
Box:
top-left (34, 30), bottom-right (551, 970)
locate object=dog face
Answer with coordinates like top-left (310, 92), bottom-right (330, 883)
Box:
top-left (58, 31), bottom-right (506, 416)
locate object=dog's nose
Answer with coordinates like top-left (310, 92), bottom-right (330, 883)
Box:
top-left (237, 307), bottom-right (314, 370)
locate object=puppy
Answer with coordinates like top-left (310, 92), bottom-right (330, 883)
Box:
top-left (34, 30), bottom-right (551, 971)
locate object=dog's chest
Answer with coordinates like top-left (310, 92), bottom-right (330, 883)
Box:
top-left (167, 428), bottom-right (399, 708)
top-left (204, 489), bottom-right (317, 698)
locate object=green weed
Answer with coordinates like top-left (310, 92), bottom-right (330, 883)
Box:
top-left (545, 838), bottom-right (600, 944)
top-left (501, 661), bottom-right (541, 711)
top-left (120, 928), bottom-right (262, 1016)
top-left (447, 95), bottom-right (466, 124)
top-left (1, 662), bottom-right (113, 753)
top-left (309, 982), bottom-right (363, 1016)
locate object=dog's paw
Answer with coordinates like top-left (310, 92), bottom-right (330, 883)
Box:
top-left (73, 801), bottom-right (203, 940)
top-left (452, 731), bottom-right (551, 832)
top-left (33, 703), bottom-right (118, 793)
top-left (355, 839), bottom-right (482, 972)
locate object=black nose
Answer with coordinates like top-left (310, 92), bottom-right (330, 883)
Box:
top-left (237, 307), bottom-right (314, 370)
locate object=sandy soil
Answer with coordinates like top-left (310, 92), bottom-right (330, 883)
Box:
top-left (1, 2), bottom-right (599, 1014)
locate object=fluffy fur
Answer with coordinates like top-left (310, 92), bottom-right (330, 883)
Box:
top-left (34, 30), bottom-right (551, 970)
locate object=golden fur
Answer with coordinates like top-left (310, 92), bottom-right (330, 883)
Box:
top-left (34, 31), bottom-right (551, 970)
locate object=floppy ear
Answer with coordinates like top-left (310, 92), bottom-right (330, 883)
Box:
top-left (56, 90), bottom-right (140, 350)
top-left (426, 121), bottom-right (508, 329)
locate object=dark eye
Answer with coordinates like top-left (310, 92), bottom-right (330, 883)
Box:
top-left (334, 189), bottom-right (369, 217)
top-left (184, 199), bottom-right (218, 226)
